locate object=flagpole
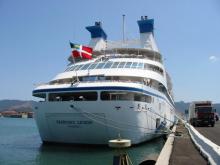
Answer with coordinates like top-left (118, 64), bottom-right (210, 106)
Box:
top-left (69, 41), bottom-right (79, 84)
top-left (122, 14), bottom-right (125, 43)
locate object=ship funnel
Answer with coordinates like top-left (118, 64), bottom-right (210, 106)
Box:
top-left (137, 16), bottom-right (159, 52)
top-left (86, 22), bottom-right (107, 51)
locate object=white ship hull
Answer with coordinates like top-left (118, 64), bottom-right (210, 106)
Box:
top-left (33, 87), bottom-right (174, 145)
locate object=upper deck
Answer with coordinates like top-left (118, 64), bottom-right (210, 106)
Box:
top-left (33, 16), bottom-right (174, 103)
top-left (68, 48), bottom-right (162, 64)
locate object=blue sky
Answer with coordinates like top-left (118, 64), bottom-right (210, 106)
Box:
top-left (0, 0), bottom-right (220, 103)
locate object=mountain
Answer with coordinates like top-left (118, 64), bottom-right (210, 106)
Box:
top-left (213, 104), bottom-right (220, 114)
top-left (175, 101), bottom-right (190, 113)
top-left (0, 100), bottom-right (36, 112)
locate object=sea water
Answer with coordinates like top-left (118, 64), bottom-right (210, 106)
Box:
top-left (0, 118), bottom-right (164, 165)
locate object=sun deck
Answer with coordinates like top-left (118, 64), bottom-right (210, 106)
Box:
top-left (68, 48), bottom-right (162, 64)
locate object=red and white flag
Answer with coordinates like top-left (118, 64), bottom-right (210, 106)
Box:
top-left (70, 42), bottom-right (93, 59)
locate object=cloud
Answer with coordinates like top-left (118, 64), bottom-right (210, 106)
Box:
top-left (209, 56), bottom-right (219, 62)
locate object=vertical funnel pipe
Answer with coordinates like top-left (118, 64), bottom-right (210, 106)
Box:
top-left (137, 18), bottom-right (154, 34)
top-left (137, 16), bottom-right (158, 51)
top-left (86, 22), bottom-right (107, 51)
top-left (86, 22), bottom-right (107, 40)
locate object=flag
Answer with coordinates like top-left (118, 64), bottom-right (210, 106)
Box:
top-left (70, 42), bottom-right (93, 59)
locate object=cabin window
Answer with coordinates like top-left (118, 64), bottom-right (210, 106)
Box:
top-left (146, 95), bottom-right (152, 103)
top-left (65, 67), bottom-right (72, 71)
top-left (48, 92), bottom-right (97, 101)
top-left (124, 62), bottom-right (132, 68)
top-left (95, 62), bottom-right (105, 69)
top-left (134, 93), bottom-right (152, 103)
top-left (111, 62), bottom-right (120, 68)
top-left (101, 91), bottom-right (152, 103)
top-left (118, 62), bottom-right (126, 68)
top-left (49, 78), bottom-right (72, 85)
top-left (69, 65), bottom-right (78, 71)
top-left (103, 62), bottom-right (113, 68)
top-left (81, 63), bottom-right (92, 70)
top-left (88, 63), bottom-right (97, 69)
top-left (72, 65), bottom-right (81, 71)
top-left (68, 66), bottom-right (74, 71)
top-left (101, 91), bottom-right (134, 101)
top-left (75, 64), bottom-right (84, 71)
top-left (33, 93), bottom-right (46, 101)
top-left (131, 62), bottom-right (138, 68)
top-left (136, 63), bottom-right (144, 69)
top-left (79, 76), bottom-right (105, 81)
top-left (82, 76), bottom-right (98, 81)
top-left (134, 93), bottom-right (142, 101)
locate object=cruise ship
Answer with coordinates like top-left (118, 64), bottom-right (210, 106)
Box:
top-left (32, 16), bottom-right (176, 145)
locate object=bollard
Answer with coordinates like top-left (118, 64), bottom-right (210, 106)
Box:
top-left (109, 137), bottom-right (132, 165)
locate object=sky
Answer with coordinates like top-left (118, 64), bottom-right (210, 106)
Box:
top-left (0, 0), bottom-right (220, 103)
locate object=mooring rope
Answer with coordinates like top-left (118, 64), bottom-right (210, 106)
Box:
top-left (70, 105), bottom-right (173, 135)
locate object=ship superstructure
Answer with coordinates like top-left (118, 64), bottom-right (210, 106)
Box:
top-left (33, 16), bottom-right (175, 145)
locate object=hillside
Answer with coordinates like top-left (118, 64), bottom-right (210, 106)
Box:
top-left (0, 100), bottom-right (36, 112)
top-left (175, 101), bottom-right (190, 113)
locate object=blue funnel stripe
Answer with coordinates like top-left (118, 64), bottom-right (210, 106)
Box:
top-left (137, 19), bottom-right (154, 33)
top-left (86, 25), bottom-right (107, 40)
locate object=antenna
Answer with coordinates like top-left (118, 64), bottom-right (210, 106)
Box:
top-left (122, 14), bottom-right (125, 42)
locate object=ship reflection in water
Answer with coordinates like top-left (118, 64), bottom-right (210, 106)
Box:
top-left (0, 118), bottom-right (164, 165)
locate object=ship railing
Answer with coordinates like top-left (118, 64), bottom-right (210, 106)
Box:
top-left (79, 79), bottom-right (144, 85)
top-left (68, 45), bottom-right (163, 64)
top-left (106, 39), bottom-right (140, 49)
top-left (33, 82), bottom-right (49, 87)
top-left (97, 51), bottom-right (162, 63)
top-left (34, 80), bottom-right (171, 98)
top-left (74, 80), bottom-right (162, 92)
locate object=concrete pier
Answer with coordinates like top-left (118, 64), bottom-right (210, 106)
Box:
top-left (169, 122), bottom-right (207, 165)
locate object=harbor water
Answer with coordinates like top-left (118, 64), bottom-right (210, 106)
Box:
top-left (0, 118), bottom-right (164, 165)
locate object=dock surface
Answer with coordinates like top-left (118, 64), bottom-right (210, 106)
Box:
top-left (196, 121), bottom-right (220, 146)
top-left (169, 122), bottom-right (207, 165)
